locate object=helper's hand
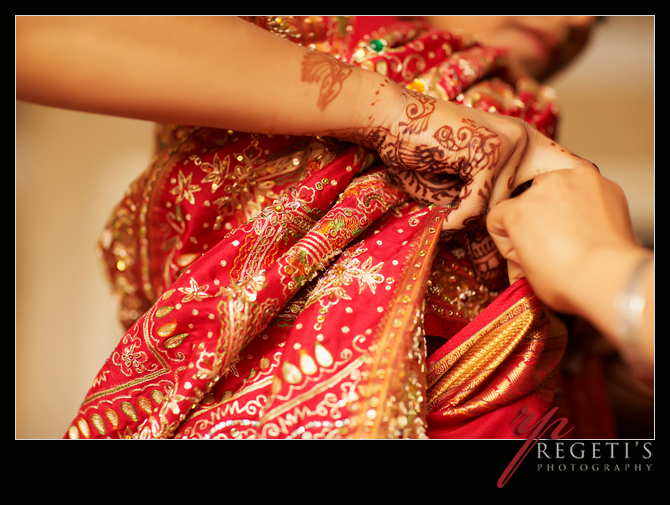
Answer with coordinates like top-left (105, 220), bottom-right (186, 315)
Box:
top-left (486, 166), bottom-right (642, 314)
top-left (486, 166), bottom-right (654, 377)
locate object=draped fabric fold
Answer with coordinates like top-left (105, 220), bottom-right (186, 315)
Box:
top-left (66, 16), bottom-right (566, 439)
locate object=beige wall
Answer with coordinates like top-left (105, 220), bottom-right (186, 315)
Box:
top-left (547, 16), bottom-right (654, 247)
top-left (15, 16), bottom-right (654, 438)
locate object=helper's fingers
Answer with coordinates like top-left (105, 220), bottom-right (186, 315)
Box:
top-left (485, 198), bottom-right (519, 261)
top-left (485, 201), bottom-right (527, 285)
top-left (506, 259), bottom-right (526, 285)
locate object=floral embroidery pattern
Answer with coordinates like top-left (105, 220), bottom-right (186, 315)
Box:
top-left (69, 18), bottom-right (562, 440)
top-left (199, 152), bottom-right (231, 193)
top-left (305, 244), bottom-right (385, 311)
top-left (111, 332), bottom-right (157, 377)
top-left (178, 277), bottom-right (211, 303)
top-left (170, 170), bottom-right (201, 205)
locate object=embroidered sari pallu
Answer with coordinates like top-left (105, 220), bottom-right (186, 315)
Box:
top-left (66, 18), bottom-right (566, 439)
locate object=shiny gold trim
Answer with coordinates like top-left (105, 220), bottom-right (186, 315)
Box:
top-left (427, 295), bottom-right (547, 412)
top-left (351, 207), bottom-right (446, 438)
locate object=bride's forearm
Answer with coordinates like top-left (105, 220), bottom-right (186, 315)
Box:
top-left (16, 16), bottom-right (398, 135)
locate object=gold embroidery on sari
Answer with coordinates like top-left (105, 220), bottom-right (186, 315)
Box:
top-left (348, 207), bottom-right (446, 438)
top-left (70, 18), bottom-right (567, 439)
top-left (426, 295), bottom-right (549, 413)
top-left (241, 16), bottom-right (353, 55)
top-left (81, 303), bottom-right (178, 405)
top-left (96, 125), bottom-right (203, 329)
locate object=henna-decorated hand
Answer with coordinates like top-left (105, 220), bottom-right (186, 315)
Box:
top-left (329, 82), bottom-right (597, 288)
top-left (318, 70), bottom-right (598, 285)
top-left (373, 88), bottom-right (595, 231)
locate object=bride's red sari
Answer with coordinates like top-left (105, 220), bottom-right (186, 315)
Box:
top-left (66, 16), bottom-right (567, 439)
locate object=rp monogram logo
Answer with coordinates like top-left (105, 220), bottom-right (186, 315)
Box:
top-left (497, 405), bottom-right (574, 488)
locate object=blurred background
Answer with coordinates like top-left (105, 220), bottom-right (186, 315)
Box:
top-left (16, 16), bottom-right (654, 438)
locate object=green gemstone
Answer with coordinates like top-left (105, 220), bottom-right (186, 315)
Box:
top-left (368, 39), bottom-right (385, 52)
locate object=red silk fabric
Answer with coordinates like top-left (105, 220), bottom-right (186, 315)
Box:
top-left (66, 17), bottom-right (564, 439)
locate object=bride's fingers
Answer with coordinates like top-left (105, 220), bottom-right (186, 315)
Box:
top-left (466, 229), bottom-right (507, 289)
top-left (387, 168), bottom-right (462, 207)
top-left (440, 173), bottom-right (491, 231)
top-left (514, 126), bottom-right (598, 188)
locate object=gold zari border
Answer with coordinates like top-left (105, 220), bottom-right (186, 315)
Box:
top-left (426, 295), bottom-right (548, 412)
top-left (350, 207), bottom-right (446, 438)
